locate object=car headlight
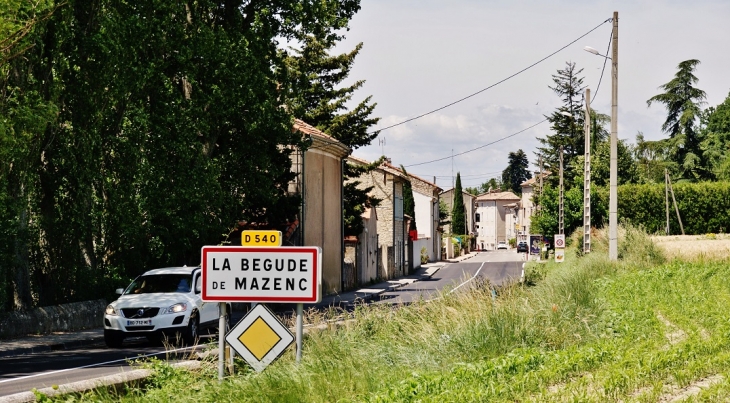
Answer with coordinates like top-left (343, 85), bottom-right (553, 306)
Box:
top-left (105, 305), bottom-right (118, 316)
top-left (162, 303), bottom-right (188, 314)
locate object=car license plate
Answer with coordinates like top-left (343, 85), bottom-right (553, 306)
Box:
top-left (126, 319), bottom-right (152, 326)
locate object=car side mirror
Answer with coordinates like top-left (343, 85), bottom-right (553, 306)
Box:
top-left (195, 282), bottom-right (201, 293)
top-left (115, 288), bottom-right (124, 295)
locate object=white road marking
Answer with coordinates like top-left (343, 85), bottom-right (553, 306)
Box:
top-left (448, 262), bottom-right (486, 294)
top-left (0, 345), bottom-right (196, 384)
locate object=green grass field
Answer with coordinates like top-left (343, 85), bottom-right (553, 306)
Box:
top-left (54, 225), bottom-right (730, 402)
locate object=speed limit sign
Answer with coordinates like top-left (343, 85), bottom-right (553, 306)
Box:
top-left (554, 234), bottom-right (565, 249)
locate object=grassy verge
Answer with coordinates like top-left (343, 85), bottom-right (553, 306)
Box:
top-left (54, 225), bottom-right (730, 402)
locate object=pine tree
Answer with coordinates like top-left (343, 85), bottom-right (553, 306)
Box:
top-left (501, 149), bottom-right (531, 195)
top-left (647, 59), bottom-right (708, 180)
top-left (451, 173), bottom-right (466, 235)
top-left (283, 33), bottom-right (380, 236)
top-left (536, 61), bottom-right (586, 188)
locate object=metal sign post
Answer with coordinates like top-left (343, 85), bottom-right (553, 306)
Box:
top-left (202, 241), bottom-right (321, 378)
top-left (555, 234), bottom-right (565, 263)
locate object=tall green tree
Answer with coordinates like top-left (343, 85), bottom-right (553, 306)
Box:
top-left (451, 173), bottom-right (466, 235)
top-left (501, 149), bottom-right (531, 195)
top-left (647, 59), bottom-right (708, 180)
top-left (589, 138), bottom-right (638, 187)
top-left (700, 92), bottom-right (730, 179)
top-left (282, 32), bottom-right (380, 237)
top-left (536, 61), bottom-right (586, 188)
top-left (400, 165), bottom-right (416, 232)
top-left (633, 132), bottom-right (674, 184)
top-left (0, 0), bottom-right (363, 311)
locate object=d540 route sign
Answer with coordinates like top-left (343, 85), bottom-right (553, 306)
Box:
top-left (242, 230), bottom-right (282, 247)
top-left (201, 246), bottom-right (322, 303)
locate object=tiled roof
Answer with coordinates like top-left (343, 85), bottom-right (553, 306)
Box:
top-left (520, 171), bottom-right (551, 187)
top-left (293, 119), bottom-right (350, 157)
top-left (383, 162), bottom-right (442, 192)
top-left (476, 191), bottom-right (521, 201)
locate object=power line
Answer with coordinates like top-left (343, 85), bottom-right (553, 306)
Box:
top-left (404, 118), bottom-right (547, 168)
top-left (371, 17), bottom-right (612, 135)
top-left (591, 26), bottom-right (613, 103)
top-left (426, 171), bottom-right (504, 179)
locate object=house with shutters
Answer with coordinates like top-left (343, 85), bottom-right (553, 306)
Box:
top-left (400, 169), bottom-right (442, 264)
top-left (518, 172), bottom-right (550, 242)
top-left (347, 156), bottom-right (410, 280)
top-left (474, 190), bottom-right (521, 250)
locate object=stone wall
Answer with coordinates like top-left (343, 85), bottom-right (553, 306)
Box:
top-left (0, 299), bottom-right (107, 339)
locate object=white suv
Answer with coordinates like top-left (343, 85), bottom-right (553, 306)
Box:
top-left (103, 266), bottom-right (229, 348)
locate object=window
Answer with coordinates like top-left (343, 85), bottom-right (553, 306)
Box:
top-left (475, 213), bottom-right (480, 222)
top-left (394, 195), bottom-right (403, 220)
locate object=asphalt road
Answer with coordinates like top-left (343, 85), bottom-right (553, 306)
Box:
top-left (0, 335), bottom-right (214, 397)
top-left (376, 250), bottom-right (524, 304)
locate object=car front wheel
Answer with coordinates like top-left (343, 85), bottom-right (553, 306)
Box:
top-left (182, 312), bottom-right (199, 345)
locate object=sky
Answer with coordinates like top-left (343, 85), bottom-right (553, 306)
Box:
top-left (332, 0), bottom-right (730, 191)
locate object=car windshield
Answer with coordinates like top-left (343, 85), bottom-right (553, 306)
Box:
top-left (125, 274), bottom-right (192, 294)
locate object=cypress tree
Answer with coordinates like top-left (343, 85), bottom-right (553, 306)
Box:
top-left (451, 173), bottom-right (466, 235)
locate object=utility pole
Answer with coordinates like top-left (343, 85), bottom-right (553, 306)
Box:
top-left (451, 148), bottom-right (456, 189)
top-left (665, 168), bottom-right (670, 235)
top-left (559, 146), bottom-right (564, 235)
top-left (538, 156), bottom-right (543, 200)
top-left (583, 88), bottom-right (591, 253)
top-left (608, 11), bottom-right (619, 260)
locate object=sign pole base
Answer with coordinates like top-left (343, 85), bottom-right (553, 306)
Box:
top-left (218, 302), bottom-right (225, 381)
top-left (296, 303), bottom-right (303, 363)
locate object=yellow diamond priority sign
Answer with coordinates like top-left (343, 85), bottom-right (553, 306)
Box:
top-left (226, 304), bottom-right (294, 372)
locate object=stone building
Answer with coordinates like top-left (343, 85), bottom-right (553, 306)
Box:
top-left (347, 156), bottom-right (409, 280)
top-left (392, 168), bottom-right (442, 263)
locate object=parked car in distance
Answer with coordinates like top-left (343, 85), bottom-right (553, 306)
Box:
top-left (516, 242), bottom-right (528, 253)
top-left (497, 241), bottom-right (508, 250)
top-left (103, 266), bottom-right (230, 348)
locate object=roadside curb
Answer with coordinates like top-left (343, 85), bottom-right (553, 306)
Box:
top-left (445, 251), bottom-right (479, 263)
top-left (0, 361), bottom-right (201, 403)
top-left (318, 264), bottom-right (444, 308)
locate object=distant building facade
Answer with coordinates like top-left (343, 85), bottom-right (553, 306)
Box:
top-left (475, 191), bottom-right (521, 250)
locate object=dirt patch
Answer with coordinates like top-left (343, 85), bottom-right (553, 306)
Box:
top-left (658, 374), bottom-right (724, 402)
top-left (650, 234), bottom-right (730, 261)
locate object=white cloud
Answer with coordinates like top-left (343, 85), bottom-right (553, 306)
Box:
top-left (342, 0), bottom-right (730, 188)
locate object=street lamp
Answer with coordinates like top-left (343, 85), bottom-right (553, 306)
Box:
top-left (583, 46), bottom-right (603, 57)
top-left (584, 11), bottom-right (618, 260)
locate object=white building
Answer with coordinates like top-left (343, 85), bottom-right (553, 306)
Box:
top-left (518, 172), bottom-right (550, 242)
top-left (475, 191), bottom-right (521, 250)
